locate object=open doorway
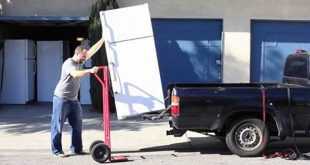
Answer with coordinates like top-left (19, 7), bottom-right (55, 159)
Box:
top-left (0, 16), bottom-right (88, 104)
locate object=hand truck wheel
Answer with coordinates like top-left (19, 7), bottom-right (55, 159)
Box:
top-left (89, 140), bottom-right (104, 153)
top-left (91, 142), bottom-right (111, 163)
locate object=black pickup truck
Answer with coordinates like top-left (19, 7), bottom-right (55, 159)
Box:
top-left (166, 50), bottom-right (310, 157)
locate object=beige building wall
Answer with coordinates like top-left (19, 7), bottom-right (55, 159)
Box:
top-left (2, 0), bottom-right (310, 82)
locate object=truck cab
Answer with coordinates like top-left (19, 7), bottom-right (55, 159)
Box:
top-left (283, 50), bottom-right (310, 85)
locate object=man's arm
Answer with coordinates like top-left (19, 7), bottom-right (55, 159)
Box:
top-left (70, 67), bottom-right (99, 78)
top-left (85, 38), bottom-right (105, 60)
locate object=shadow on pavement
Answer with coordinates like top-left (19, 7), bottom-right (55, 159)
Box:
top-left (0, 103), bottom-right (168, 134)
top-left (267, 138), bottom-right (310, 154)
top-left (113, 136), bottom-right (232, 155)
top-left (112, 136), bottom-right (310, 157)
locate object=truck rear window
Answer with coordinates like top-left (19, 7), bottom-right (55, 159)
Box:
top-left (284, 55), bottom-right (308, 78)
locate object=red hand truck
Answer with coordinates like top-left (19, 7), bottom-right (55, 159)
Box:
top-left (89, 66), bottom-right (128, 163)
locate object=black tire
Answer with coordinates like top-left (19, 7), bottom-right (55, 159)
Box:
top-left (225, 118), bottom-right (269, 157)
top-left (89, 140), bottom-right (104, 153)
top-left (91, 142), bottom-right (111, 163)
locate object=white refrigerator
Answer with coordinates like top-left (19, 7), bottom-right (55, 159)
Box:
top-left (37, 41), bottom-right (63, 102)
top-left (0, 40), bottom-right (35, 104)
top-left (80, 59), bottom-right (92, 105)
top-left (100, 4), bottom-right (165, 119)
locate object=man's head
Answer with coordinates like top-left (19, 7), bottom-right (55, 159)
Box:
top-left (73, 45), bottom-right (88, 63)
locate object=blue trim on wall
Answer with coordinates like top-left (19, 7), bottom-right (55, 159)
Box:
top-left (0, 16), bottom-right (89, 21)
top-left (0, 16), bottom-right (89, 26)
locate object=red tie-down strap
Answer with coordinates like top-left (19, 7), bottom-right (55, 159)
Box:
top-left (261, 88), bottom-right (266, 123)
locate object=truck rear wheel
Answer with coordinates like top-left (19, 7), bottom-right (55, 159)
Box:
top-left (225, 118), bottom-right (269, 157)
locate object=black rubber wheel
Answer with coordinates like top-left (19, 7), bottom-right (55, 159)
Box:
top-left (225, 118), bottom-right (269, 157)
top-left (91, 142), bottom-right (111, 163)
top-left (89, 140), bottom-right (104, 153)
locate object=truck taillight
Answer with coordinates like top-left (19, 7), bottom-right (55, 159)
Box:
top-left (171, 95), bottom-right (180, 117)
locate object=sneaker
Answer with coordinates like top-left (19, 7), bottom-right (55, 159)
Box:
top-left (68, 150), bottom-right (87, 156)
top-left (54, 152), bottom-right (66, 158)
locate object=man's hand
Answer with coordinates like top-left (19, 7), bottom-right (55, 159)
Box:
top-left (70, 66), bottom-right (99, 78)
top-left (90, 66), bottom-right (99, 74)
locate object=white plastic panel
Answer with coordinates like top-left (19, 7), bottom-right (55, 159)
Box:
top-left (100, 4), bottom-right (165, 119)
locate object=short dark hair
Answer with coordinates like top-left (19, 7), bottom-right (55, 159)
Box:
top-left (74, 45), bottom-right (88, 55)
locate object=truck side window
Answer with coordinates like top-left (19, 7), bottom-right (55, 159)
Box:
top-left (284, 55), bottom-right (308, 78)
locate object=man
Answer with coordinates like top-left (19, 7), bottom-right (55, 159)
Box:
top-left (51, 38), bottom-right (104, 157)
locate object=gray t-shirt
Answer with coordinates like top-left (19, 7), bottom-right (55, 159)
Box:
top-left (54, 58), bottom-right (82, 100)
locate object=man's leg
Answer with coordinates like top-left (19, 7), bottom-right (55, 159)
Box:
top-left (68, 101), bottom-right (83, 153)
top-left (51, 96), bottom-right (68, 155)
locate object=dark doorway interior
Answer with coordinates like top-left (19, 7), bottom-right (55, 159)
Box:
top-left (0, 16), bottom-right (88, 40)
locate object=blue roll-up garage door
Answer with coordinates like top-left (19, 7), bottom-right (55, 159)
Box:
top-left (251, 21), bottom-right (310, 82)
top-left (152, 19), bottom-right (222, 95)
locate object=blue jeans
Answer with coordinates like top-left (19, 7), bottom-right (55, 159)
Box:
top-left (51, 96), bottom-right (83, 154)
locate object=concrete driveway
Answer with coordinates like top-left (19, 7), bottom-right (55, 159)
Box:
top-left (1, 104), bottom-right (310, 165)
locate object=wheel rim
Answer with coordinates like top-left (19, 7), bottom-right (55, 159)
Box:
top-left (234, 123), bottom-right (263, 151)
top-left (93, 145), bottom-right (110, 161)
